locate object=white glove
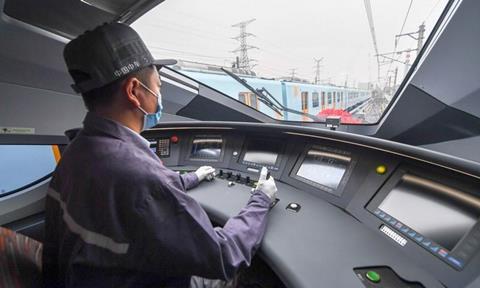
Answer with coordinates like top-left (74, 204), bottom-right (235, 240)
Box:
top-left (255, 167), bottom-right (277, 200)
top-left (195, 166), bottom-right (216, 182)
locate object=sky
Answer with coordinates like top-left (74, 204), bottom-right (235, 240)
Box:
top-left (132, 0), bottom-right (448, 87)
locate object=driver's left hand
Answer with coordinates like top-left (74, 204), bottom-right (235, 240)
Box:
top-left (194, 166), bottom-right (216, 182)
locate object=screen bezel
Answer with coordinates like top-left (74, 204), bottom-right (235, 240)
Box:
top-left (239, 137), bottom-right (284, 171)
top-left (366, 165), bottom-right (480, 270)
top-left (367, 167), bottom-right (480, 232)
top-left (290, 145), bottom-right (355, 196)
top-left (186, 134), bottom-right (225, 162)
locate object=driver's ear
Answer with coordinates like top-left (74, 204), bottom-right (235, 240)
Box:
top-left (124, 77), bottom-right (141, 108)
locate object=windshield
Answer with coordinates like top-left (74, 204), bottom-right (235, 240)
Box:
top-left (132, 0), bottom-right (449, 124)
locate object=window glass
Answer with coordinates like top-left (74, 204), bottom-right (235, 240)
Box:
top-left (0, 145), bottom-right (57, 196)
top-left (249, 93), bottom-right (258, 109)
top-left (133, 0), bottom-right (449, 124)
top-left (301, 91), bottom-right (309, 110)
top-left (238, 92), bottom-right (247, 104)
top-left (312, 92), bottom-right (319, 108)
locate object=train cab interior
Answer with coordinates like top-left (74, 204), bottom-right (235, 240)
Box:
top-left (1, 0), bottom-right (480, 287)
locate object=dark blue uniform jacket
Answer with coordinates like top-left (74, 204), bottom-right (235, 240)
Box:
top-left (43, 112), bottom-right (272, 287)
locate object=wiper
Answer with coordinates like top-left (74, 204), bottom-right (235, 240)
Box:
top-left (221, 68), bottom-right (321, 121)
top-left (221, 68), bottom-right (283, 116)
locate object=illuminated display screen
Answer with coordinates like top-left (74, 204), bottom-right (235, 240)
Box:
top-left (379, 174), bottom-right (480, 251)
top-left (242, 139), bottom-right (280, 167)
top-left (190, 137), bottom-right (223, 160)
top-left (296, 149), bottom-right (350, 190)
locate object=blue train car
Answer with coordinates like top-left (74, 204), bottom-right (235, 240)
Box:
top-left (180, 70), bottom-right (371, 122)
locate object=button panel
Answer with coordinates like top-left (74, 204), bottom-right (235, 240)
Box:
top-left (373, 209), bottom-right (470, 270)
top-left (215, 170), bottom-right (282, 209)
top-left (157, 138), bottom-right (170, 157)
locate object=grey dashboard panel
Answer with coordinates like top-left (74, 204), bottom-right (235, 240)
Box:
top-left (188, 179), bottom-right (442, 288)
top-left (422, 136), bottom-right (480, 163)
top-left (144, 121), bottom-right (480, 177)
top-left (143, 121), bottom-right (480, 288)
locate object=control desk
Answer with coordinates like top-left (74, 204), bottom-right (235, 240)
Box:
top-left (142, 122), bottom-right (480, 288)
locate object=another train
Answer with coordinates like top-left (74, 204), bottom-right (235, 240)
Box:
top-left (176, 67), bottom-right (372, 123)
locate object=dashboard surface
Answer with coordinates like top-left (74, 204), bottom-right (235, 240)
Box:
top-left (143, 122), bottom-right (480, 288)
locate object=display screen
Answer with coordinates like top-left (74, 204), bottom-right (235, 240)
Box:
top-left (190, 137), bottom-right (223, 160)
top-left (379, 174), bottom-right (480, 251)
top-left (242, 139), bottom-right (280, 167)
top-left (296, 149), bottom-right (350, 190)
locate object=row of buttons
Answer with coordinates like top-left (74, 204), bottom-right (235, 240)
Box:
top-left (218, 170), bottom-right (299, 211)
top-left (217, 170), bottom-right (256, 187)
top-left (374, 209), bottom-right (464, 269)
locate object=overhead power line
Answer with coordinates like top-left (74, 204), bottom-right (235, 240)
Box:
top-left (149, 45), bottom-right (233, 61)
top-left (383, 0), bottom-right (414, 86)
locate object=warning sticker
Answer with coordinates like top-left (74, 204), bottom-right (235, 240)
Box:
top-left (0, 127), bottom-right (35, 134)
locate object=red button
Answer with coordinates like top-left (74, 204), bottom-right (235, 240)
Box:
top-left (170, 135), bottom-right (179, 143)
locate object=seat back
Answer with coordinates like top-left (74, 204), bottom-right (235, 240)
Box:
top-left (0, 226), bottom-right (43, 287)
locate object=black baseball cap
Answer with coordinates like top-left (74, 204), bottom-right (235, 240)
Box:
top-left (64, 22), bottom-right (176, 94)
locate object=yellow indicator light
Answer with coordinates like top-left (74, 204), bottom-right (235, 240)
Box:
top-left (376, 165), bottom-right (387, 175)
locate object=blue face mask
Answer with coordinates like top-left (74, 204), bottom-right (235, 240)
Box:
top-left (138, 82), bottom-right (163, 130)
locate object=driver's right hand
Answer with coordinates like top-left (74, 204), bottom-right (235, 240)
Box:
top-left (255, 167), bottom-right (277, 201)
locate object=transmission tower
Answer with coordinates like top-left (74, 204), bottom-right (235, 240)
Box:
top-left (314, 58), bottom-right (323, 84)
top-left (231, 18), bottom-right (258, 71)
top-left (289, 68), bottom-right (297, 80)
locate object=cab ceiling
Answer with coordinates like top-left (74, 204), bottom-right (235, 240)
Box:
top-left (3, 0), bottom-right (164, 39)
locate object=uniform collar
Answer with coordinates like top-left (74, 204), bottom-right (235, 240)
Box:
top-left (83, 112), bottom-right (151, 149)
top-left (123, 125), bottom-right (151, 148)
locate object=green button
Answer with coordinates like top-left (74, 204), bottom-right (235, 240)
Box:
top-left (366, 271), bottom-right (381, 283)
